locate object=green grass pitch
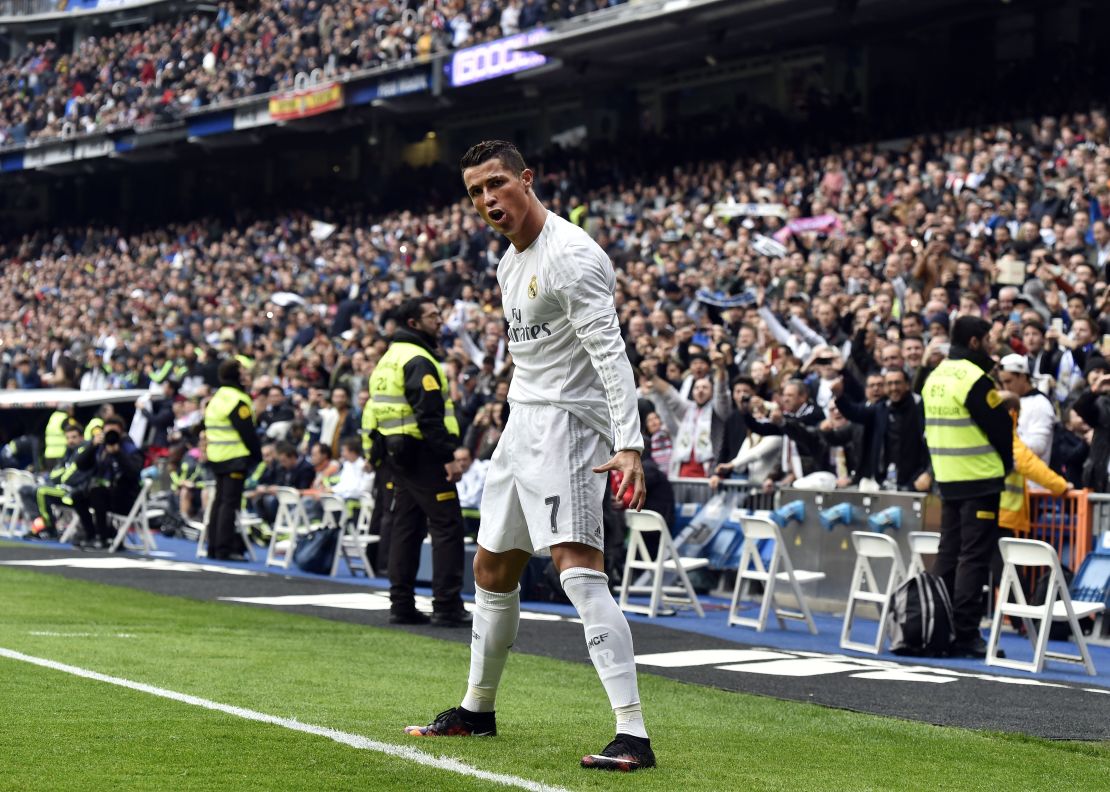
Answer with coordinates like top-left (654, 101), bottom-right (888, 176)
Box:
top-left (0, 567), bottom-right (1106, 791)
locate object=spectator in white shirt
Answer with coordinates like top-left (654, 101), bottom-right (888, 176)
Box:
top-left (500, 0), bottom-right (522, 36)
top-left (453, 446), bottom-right (487, 534)
top-left (330, 437), bottom-right (374, 501)
top-left (999, 354), bottom-right (1056, 465)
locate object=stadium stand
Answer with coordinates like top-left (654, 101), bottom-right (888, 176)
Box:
top-left (0, 0), bottom-right (626, 146)
top-left (0, 0), bottom-right (1107, 660)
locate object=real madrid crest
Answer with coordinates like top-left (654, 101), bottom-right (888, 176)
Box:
top-left (527, 275), bottom-right (538, 299)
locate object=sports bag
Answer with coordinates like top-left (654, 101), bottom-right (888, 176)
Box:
top-left (888, 572), bottom-right (955, 656)
top-left (292, 526), bottom-right (340, 574)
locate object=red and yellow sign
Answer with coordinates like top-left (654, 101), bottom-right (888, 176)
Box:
top-left (269, 83), bottom-right (344, 122)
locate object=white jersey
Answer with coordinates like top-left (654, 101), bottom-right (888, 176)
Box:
top-left (497, 211), bottom-right (643, 452)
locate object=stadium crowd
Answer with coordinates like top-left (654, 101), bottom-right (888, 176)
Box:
top-left (0, 0), bottom-right (625, 146)
top-left (3, 108), bottom-right (1110, 540)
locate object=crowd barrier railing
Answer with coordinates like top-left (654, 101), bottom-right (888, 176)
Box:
top-left (1025, 490), bottom-right (1092, 574)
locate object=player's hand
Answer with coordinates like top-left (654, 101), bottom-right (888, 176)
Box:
top-left (829, 377), bottom-right (844, 397)
top-left (594, 450), bottom-right (645, 511)
top-left (443, 460), bottom-right (463, 484)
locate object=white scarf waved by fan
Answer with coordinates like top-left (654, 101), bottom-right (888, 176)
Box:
top-left (669, 402), bottom-right (715, 477)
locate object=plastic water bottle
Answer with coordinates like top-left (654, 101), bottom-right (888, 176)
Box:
top-left (883, 463), bottom-right (898, 491)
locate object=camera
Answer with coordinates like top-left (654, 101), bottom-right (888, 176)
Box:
top-left (812, 357), bottom-right (833, 366)
top-left (103, 429), bottom-right (121, 445)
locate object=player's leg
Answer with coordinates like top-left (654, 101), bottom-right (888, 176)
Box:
top-left (405, 423), bottom-right (532, 738)
top-left (552, 543), bottom-right (655, 771)
top-left (519, 409), bottom-right (652, 770)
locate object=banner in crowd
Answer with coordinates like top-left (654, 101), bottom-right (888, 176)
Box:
top-left (448, 28), bottom-right (551, 87)
top-left (751, 234), bottom-right (789, 258)
top-left (268, 82), bottom-right (344, 122)
top-left (712, 202), bottom-right (789, 219)
top-left (772, 213), bottom-right (844, 242)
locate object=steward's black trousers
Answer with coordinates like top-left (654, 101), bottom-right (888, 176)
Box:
top-left (932, 492), bottom-right (1000, 640)
top-left (381, 462), bottom-right (464, 616)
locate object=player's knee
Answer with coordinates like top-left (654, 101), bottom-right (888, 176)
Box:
top-left (472, 550), bottom-right (518, 592)
top-left (550, 542), bottom-right (604, 575)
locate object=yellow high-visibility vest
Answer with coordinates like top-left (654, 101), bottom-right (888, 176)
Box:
top-left (84, 417), bottom-right (104, 441)
top-left (43, 410), bottom-right (68, 460)
top-left (365, 342), bottom-right (458, 450)
top-left (923, 358), bottom-right (1004, 483)
top-left (204, 386), bottom-right (253, 464)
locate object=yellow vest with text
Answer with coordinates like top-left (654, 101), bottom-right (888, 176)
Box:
top-left (923, 358), bottom-right (1004, 483)
top-left (365, 342), bottom-right (458, 447)
top-left (44, 410), bottom-right (68, 460)
top-left (204, 386), bottom-right (253, 464)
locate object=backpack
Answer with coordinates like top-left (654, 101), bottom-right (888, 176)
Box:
top-left (888, 573), bottom-right (955, 657)
top-left (292, 526), bottom-right (340, 575)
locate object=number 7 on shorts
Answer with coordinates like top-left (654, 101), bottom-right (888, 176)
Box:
top-left (544, 495), bottom-right (560, 533)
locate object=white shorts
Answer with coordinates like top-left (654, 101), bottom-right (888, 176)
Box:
top-left (478, 403), bottom-right (610, 556)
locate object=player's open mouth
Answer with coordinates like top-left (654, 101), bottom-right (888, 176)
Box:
top-left (488, 209), bottom-right (506, 223)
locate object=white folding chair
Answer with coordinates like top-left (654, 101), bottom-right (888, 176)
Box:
top-left (192, 490), bottom-right (216, 557)
top-left (195, 490), bottom-right (258, 561)
top-left (109, 479), bottom-right (159, 554)
top-left (317, 494), bottom-right (352, 575)
top-left (338, 491), bottom-right (379, 577)
top-left (1, 469), bottom-right (36, 538)
top-left (987, 538), bottom-right (1105, 676)
top-left (55, 507), bottom-right (81, 544)
top-left (840, 531), bottom-right (906, 654)
top-left (265, 487), bottom-right (310, 569)
top-left (729, 515), bottom-right (826, 634)
top-left (907, 531), bottom-right (940, 577)
top-left (619, 510), bottom-right (708, 618)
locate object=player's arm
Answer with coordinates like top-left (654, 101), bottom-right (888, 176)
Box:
top-left (553, 245), bottom-right (646, 509)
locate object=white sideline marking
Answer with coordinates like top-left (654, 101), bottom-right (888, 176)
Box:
top-left (222, 592), bottom-right (576, 622)
top-left (637, 649), bottom-right (790, 667)
top-left (0, 646), bottom-right (572, 792)
top-left (29, 631), bottom-right (135, 638)
top-left (1, 558), bottom-right (259, 576)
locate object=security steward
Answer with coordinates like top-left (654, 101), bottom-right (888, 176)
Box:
top-left (43, 403), bottom-right (72, 470)
top-left (365, 297), bottom-right (469, 626)
top-left (204, 359), bottom-right (262, 561)
top-left (923, 316), bottom-right (1013, 658)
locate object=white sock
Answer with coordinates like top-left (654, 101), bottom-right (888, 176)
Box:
top-left (560, 567), bottom-right (648, 739)
top-left (460, 585), bottom-right (520, 714)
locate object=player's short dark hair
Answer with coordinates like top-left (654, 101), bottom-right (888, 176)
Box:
top-left (63, 421), bottom-right (83, 435)
top-left (394, 297), bottom-right (436, 330)
top-left (460, 140), bottom-right (526, 174)
top-left (104, 416), bottom-right (125, 429)
top-left (311, 442), bottom-right (332, 459)
top-left (341, 437), bottom-right (362, 456)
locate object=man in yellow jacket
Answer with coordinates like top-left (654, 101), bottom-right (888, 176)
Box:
top-left (998, 399), bottom-right (1072, 535)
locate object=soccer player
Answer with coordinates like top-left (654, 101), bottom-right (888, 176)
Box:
top-left (404, 140), bottom-right (655, 772)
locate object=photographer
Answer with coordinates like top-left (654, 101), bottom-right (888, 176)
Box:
top-left (71, 416), bottom-right (143, 549)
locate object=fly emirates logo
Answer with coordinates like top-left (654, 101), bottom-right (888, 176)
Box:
top-left (506, 307), bottom-right (553, 343)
